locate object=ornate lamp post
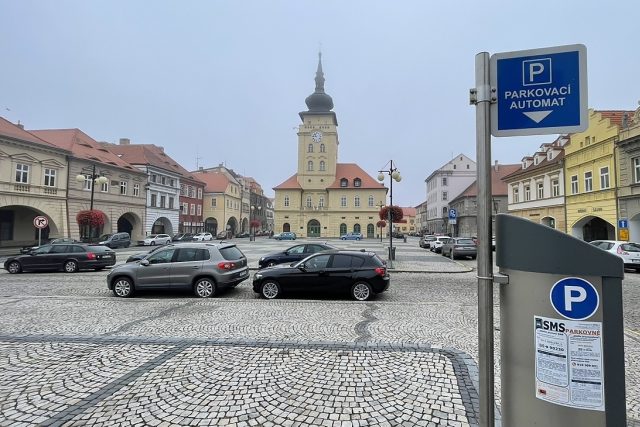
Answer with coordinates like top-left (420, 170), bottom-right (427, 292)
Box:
top-left (75, 164), bottom-right (108, 241)
top-left (377, 160), bottom-right (402, 268)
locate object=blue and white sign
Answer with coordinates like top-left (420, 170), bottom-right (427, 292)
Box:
top-left (490, 44), bottom-right (588, 137)
top-left (550, 277), bottom-right (599, 320)
top-left (448, 209), bottom-right (457, 219)
top-left (619, 219), bottom-right (629, 229)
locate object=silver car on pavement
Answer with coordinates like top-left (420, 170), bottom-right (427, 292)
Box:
top-left (107, 243), bottom-right (249, 298)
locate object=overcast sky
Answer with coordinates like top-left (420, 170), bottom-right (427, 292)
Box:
top-left (2, 1), bottom-right (639, 206)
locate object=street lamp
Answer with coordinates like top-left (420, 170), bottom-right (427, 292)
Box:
top-left (75, 164), bottom-right (108, 240)
top-left (377, 201), bottom-right (385, 242)
top-left (250, 205), bottom-right (261, 241)
top-left (377, 160), bottom-right (402, 268)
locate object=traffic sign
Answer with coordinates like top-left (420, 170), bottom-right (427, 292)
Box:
top-left (33, 216), bottom-right (48, 229)
top-left (490, 44), bottom-right (588, 137)
top-left (448, 209), bottom-right (457, 219)
top-left (618, 219), bottom-right (628, 229)
top-left (550, 277), bottom-right (599, 320)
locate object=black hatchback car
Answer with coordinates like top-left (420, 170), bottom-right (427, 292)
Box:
top-left (253, 250), bottom-right (389, 301)
top-left (5, 243), bottom-right (116, 274)
top-left (258, 242), bottom-right (337, 269)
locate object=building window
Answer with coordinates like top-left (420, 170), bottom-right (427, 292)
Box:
top-left (170, 179), bottom-right (175, 187)
top-left (44, 168), bottom-right (56, 187)
top-left (537, 182), bottom-right (544, 199)
top-left (442, 177), bottom-right (448, 186)
top-left (307, 161), bottom-right (313, 171)
top-left (211, 198), bottom-right (217, 207)
top-left (340, 223), bottom-right (347, 235)
top-left (354, 196), bottom-right (360, 207)
top-left (308, 144), bottom-right (313, 153)
top-left (319, 197), bottom-right (324, 208)
top-left (83, 174), bottom-right (92, 190)
top-left (319, 161), bottom-right (325, 171)
top-left (100, 181), bottom-right (108, 192)
top-left (188, 186), bottom-right (194, 197)
top-left (524, 185), bottom-right (531, 201)
top-left (133, 184), bottom-right (140, 197)
top-left (354, 178), bottom-right (361, 187)
top-left (151, 194), bottom-right (157, 207)
top-left (585, 171), bottom-right (593, 192)
top-left (197, 205), bottom-right (202, 216)
top-left (182, 203), bottom-right (188, 214)
top-left (161, 176), bottom-right (166, 185)
top-left (190, 204), bottom-right (196, 215)
top-left (169, 197), bottom-right (174, 209)
top-left (340, 178), bottom-right (348, 187)
top-left (320, 144), bottom-right (325, 153)
top-left (197, 188), bottom-right (202, 199)
top-left (306, 196), bottom-right (312, 208)
top-left (284, 196), bottom-right (290, 207)
top-left (571, 175), bottom-right (578, 194)
top-left (160, 195), bottom-right (166, 208)
top-left (151, 174), bottom-right (157, 183)
top-left (634, 158), bottom-right (640, 183)
top-left (368, 195), bottom-right (374, 207)
top-left (341, 196), bottom-right (347, 207)
top-left (442, 191), bottom-right (448, 201)
top-left (552, 179), bottom-right (560, 197)
top-left (513, 187), bottom-right (519, 203)
top-left (120, 181), bottom-right (127, 195)
top-left (600, 167), bottom-right (610, 189)
top-left (180, 184), bottom-right (185, 195)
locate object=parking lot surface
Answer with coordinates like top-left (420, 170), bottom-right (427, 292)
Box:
top-left (0, 237), bottom-right (639, 426)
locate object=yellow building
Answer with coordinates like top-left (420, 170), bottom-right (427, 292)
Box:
top-left (194, 169), bottom-right (242, 237)
top-left (273, 54), bottom-right (387, 238)
top-left (397, 207), bottom-right (417, 235)
top-left (564, 110), bottom-right (631, 240)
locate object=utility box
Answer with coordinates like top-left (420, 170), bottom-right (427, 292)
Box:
top-left (496, 214), bottom-right (626, 426)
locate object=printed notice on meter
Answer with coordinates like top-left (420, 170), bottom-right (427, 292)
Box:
top-left (534, 316), bottom-right (604, 411)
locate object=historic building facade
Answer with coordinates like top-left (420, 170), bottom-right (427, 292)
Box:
top-left (194, 168), bottom-right (242, 237)
top-left (504, 136), bottom-right (568, 232)
top-left (273, 54), bottom-right (387, 238)
top-left (615, 107), bottom-right (640, 241)
top-left (425, 154), bottom-right (476, 235)
top-left (0, 118), bottom-right (71, 246)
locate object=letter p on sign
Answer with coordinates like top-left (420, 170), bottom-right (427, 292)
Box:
top-left (523, 58), bottom-right (552, 86)
top-left (564, 285), bottom-right (587, 311)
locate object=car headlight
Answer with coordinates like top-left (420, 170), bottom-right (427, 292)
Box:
top-left (254, 273), bottom-right (263, 280)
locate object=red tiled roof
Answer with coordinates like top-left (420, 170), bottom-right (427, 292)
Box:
top-left (0, 118), bottom-right (69, 152)
top-left (191, 170), bottom-right (231, 193)
top-left (402, 207), bottom-right (416, 216)
top-left (29, 129), bottom-right (136, 170)
top-left (327, 164), bottom-right (387, 190)
top-left (456, 164), bottom-right (520, 199)
top-left (273, 174), bottom-right (302, 190)
top-left (597, 110), bottom-right (635, 128)
top-left (503, 151), bottom-right (565, 180)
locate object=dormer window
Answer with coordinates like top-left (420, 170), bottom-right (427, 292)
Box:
top-left (547, 151), bottom-right (553, 160)
top-left (354, 178), bottom-right (362, 187)
top-left (340, 178), bottom-right (348, 187)
top-left (534, 157), bottom-right (539, 165)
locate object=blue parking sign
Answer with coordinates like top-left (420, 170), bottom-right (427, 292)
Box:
top-left (490, 44), bottom-right (588, 137)
top-left (550, 277), bottom-right (599, 320)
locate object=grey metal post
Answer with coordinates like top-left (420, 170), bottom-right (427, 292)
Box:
top-left (474, 51), bottom-right (494, 426)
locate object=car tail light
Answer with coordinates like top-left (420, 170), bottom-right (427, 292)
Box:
top-left (87, 252), bottom-right (96, 260)
top-left (217, 261), bottom-right (236, 270)
top-left (375, 267), bottom-right (386, 276)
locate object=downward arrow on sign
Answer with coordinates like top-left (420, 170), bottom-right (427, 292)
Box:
top-left (523, 111), bottom-right (552, 123)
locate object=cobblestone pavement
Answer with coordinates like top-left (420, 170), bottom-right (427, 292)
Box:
top-left (0, 237), bottom-right (638, 425)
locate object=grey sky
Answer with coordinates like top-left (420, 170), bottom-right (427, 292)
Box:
top-left (2, 1), bottom-right (638, 206)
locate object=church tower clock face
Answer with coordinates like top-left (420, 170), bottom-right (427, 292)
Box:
top-left (311, 131), bottom-right (323, 143)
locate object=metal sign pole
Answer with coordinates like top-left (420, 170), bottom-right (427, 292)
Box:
top-left (38, 227), bottom-right (41, 247)
top-left (473, 51), bottom-right (495, 426)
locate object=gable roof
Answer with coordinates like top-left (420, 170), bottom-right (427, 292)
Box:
top-left (327, 164), bottom-right (387, 190)
top-left (0, 118), bottom-right (69, 152)
top-left (454, 164), bottom-right (520, 200)
top-left (273, 173), bottom-right (302, 190)
top-left (402, 207), bottom-right (416, 216)
top-left (503, 151), bottom-right (565, 180)
top-left (29, 129), bottom-right (136, 170)
top-left (192, 170), bottom-right (231, 193)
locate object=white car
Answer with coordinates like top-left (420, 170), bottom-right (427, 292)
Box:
top-left (429, 236), bottom-right (451, 253)
top-left (143, 234), bottom-right (172, 246)
top-left (193, 232), bottom-right (213, 241)
top-left (589, 240), bottom-right (640, 271)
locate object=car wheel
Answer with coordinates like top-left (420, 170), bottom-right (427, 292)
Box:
top-left (150, 241), bottom-right (156, 246)
top-left (64, 260), bottom-right (79, 273)
top-left (351, 281), bottom-right (372, 301)
top-left (261, 280), bottom-right (281, 299)
top-left (113, 277), bottom-right (134, 297)
top-left (194, 278), bottom-right (216, 298)
top-left (7, 261), bottom-right (21, 274)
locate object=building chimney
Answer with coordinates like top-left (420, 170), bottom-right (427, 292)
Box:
top-left (119, 138), bottom-right (130, 145)
top-left (199, 166), bottom-right (204, 171)
top-left (494, 160), bottom-right (499, 171)
top-left (16, 120), bottom-right (24, 130)
top-left (158, 146), bottom-right (164, 152)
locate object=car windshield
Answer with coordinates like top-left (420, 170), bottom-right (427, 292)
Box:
top-left (148, 235), bottom-right (158, 238)
top-left (99, 234), bottom-right (111, 241)
top-left (457, 239), bottom-right (475, 245)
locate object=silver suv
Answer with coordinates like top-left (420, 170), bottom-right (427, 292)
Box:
top-left (107, 243), bottom-right (249, 298)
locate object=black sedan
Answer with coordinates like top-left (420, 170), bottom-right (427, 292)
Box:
top-left (5, 243), bottom-right (116, 274)
top-left (20, 237), bottom-right (77, 254)
top-left (258, 242), bottom-right (337, 268)
top-left (253, 250), bottom-right (390, 301)
top-left (172, 233), bottom-right (193, 242)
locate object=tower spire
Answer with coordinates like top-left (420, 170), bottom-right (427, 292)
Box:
top-left (304, 52), bottom-right (334, 113)
top-left (315, 51), bottom-right (325, 93)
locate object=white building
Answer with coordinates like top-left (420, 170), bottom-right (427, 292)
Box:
top-left (425, 154), bottom-right (476, 234)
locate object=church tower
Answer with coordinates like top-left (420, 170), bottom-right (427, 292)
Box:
top-left (297, 52), bottom-right (338, 190)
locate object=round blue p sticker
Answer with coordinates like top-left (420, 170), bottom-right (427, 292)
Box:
top-left (550, 277), bottom-right (599, 320)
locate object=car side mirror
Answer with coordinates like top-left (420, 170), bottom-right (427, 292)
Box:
top-left (140, 259), bottom-right (150, 266)
top-left (298, 263), bottom-right (306, 271)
